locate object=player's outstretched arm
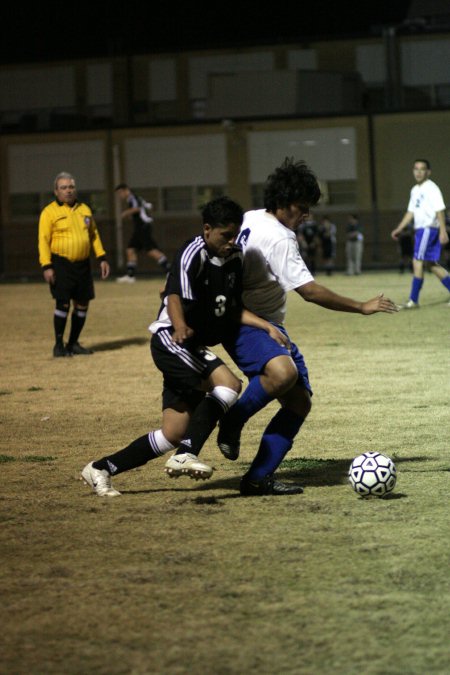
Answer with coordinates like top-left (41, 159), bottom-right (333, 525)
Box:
top-left (360, 293), bottom-right (399, 315)
top-left (297, 282), bottom-right (398, 315)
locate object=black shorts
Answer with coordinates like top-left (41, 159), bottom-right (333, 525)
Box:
top-left (128, 226), bottom-right (159, 252)
top-left (150, 330), bottom-right (224, 410)
top-left (399, 237), bottom-right (413, 257)
top-left (50, 254), bottom-right (94, 303)
top-left (321, 239), bottom-right (334, 259)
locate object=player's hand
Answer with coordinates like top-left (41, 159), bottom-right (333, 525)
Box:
top-left (171, 325), bottom-right (194, 344)
top-left (266, 324), bottom-right (291, 349)
top-left (100, 260), bottom-right (110, 279)
top-left (439, 230), bottom-right (449, 245)
top-left (43, 268), bottom-right (55, 285)
top-left (361, 293), bottom-right (399, 315)
top-left (391, 229), bottom-right (400, 240)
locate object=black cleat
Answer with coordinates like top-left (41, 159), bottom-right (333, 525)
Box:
top-left (53, 342), bottom-right (71, 357)
top-left (217, 415), bottom-right (242, 461)
top-left (240, 474), bottom-right (304, 496)
top-left (66, 342), bottom-right (94, 355)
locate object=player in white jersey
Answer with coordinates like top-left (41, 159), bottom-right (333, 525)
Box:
top-left (219, 158), bottom-right (398, 496)
top-left (80, 197), bottom-right (287, 496)
top-left (391, 159), bottom-right (450, 308)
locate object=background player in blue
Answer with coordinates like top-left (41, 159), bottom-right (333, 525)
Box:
top-left (115, 183), bottom-right (171, 282)
top-left (391, 159), bottom-right (450, 308)
top-left (218, 158), bottom-right (398, 496)
top-left (81, 197), bottom-right (287, 496)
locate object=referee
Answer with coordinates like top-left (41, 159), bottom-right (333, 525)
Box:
top-left (38, 172), bottom-right (110, 357)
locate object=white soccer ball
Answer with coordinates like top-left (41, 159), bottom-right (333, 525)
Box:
top-left (348, 451), bottom-right (397, 498)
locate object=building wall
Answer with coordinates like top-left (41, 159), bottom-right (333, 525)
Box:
top-left (1, 111), bottom-right (449, 278)
top-left (2, 32), bottom-right (450, 131)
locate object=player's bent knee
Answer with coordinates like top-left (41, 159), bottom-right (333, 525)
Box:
top-left (56, 300), bottom-right (69, 313)
top-left (150, 429), bottom-right (176, 455)
top-left (265, 357), bottom-right (298, 392)
top-left (210, 385), bottom-right (239, 412)
top-left (301, 395), bottom-right (312, 417)
top-left (214, 373), bottom-right (242, 394)
top-left (281, 387), bottom-right (312, 418)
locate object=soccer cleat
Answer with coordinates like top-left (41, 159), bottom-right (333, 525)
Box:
top-left (217, 416), bottom-right (242, 461)
top-left (240, 473), bottom-right (304, 496)
top-left (398, 299), bottom-right (419, 310)
top-left (66, 342), bottom-right (94, 355)
top-left (116, 275), bottom-right (136, 283)
top-left (164, 452), bottom-right (213, 480)
top-left (81, 462), bottom-right (121, 497)
top-left (53, 342), bottom-right (71, 357)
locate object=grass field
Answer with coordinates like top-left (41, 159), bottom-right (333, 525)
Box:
top-left (1, 272), bottom-right (449, 675)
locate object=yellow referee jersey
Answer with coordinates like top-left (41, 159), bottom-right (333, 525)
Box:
top-left (38, 200), bottom-right (107, 266)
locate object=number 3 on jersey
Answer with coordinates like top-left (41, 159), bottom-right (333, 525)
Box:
top-left (215, 294), bottom-right (226, 316)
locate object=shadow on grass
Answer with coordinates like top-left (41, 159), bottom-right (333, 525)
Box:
top-left (257, 455), bottom-right (430, 488)
top-left (119, 456), bottom-right (431, 498)
top-left (395, 298), bottom-right (449, 312)
top-left (90, 337), bottom-right (149, 352)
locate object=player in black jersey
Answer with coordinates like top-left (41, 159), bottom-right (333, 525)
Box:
top-left (81, 197), bottom-right (287, 496)
top-left (115, 183), bottom-right (171, 282)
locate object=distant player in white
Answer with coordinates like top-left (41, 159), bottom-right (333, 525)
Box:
top-left (391, 159), bottom-right (450, 308)
top-left (219, 158), bottom-right (398, 497)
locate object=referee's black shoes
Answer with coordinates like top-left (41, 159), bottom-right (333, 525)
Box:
top-left (240, 473), bottom-right (304, 496)
top-left (53, 341), bottom-right (71, 357)
top-left (66, 342), bottom-right (94, 355)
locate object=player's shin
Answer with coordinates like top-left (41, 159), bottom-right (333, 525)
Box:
top-left (246, 408), bottom-right (305, 480)
top-left (94, 430), bottom-right (174, 475)
top-left (176, 386), bottom-right (238, 456)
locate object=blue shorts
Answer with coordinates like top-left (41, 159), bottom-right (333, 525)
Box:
top-left (223, 324), bottom-right (312, 395)
top-left (414, 227), bottom-right (441, 262)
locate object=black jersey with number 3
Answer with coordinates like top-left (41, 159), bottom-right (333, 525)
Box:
top-left (150, 235), bottom-right (243, 346)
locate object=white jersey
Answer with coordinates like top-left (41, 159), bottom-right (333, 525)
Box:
top-left (407, 179), bottom-right (445, 230)
top-left (237, 209), bottom-right (313, 324)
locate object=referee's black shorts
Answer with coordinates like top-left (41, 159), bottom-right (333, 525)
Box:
top-left (150, 329), bottom-right (225, 410)
top-left (50, 254), bottom-right (95, 303)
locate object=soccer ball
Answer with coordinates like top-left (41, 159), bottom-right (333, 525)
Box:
top-left (348, 452), bottom-right (397, 498)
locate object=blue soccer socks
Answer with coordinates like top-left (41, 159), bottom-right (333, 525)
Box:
top-left (246, 408), bottom-right (305, 480)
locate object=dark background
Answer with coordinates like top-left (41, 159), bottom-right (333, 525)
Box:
top-left (1, 1), bottom-right (412, 64)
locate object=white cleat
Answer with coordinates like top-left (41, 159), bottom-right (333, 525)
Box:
top-left (398, 299), bottom-right (419, 310)
top-left (164, 452), bottom-right (213, 480)
top-left (116, 275), bottom-right (136, 283)
top-left (81, 462), bottom-right (121, 497)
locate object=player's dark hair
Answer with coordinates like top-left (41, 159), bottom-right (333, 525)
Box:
top-left (114, 183), bottom-right (129, 191)
top-left (414, 159), bottom-right (430, 169)
top-left (263, 157), bottom-right (321, 212)
top-left (201, 196), bottom-right (244, 228)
